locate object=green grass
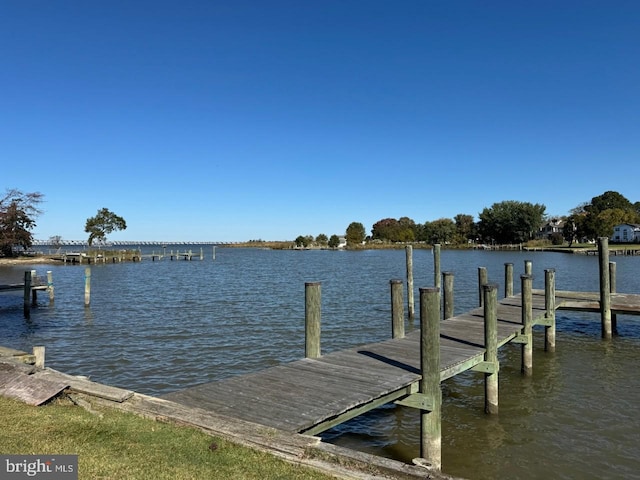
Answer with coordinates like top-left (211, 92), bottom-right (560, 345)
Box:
top-left (0, 396), bottom-right (334, 480)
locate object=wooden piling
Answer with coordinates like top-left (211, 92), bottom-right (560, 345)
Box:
top-left (504, 263), bottom-right (513, 297)
top-left (47, 271), bottom-right (54, 302)
top-left (23, 270), bottom-right (31, 318)
top-left (200, 247), bottom-right (203, 260)
top-left (33, 346), bottom-right (45, 369)
top-left (406, 246), bottom-right (414, 320)
top-left (84, 267), bottom-right (91, 307)
top-left (524, 260), bottom-right (532, 276)
top-left (483, 284), bottom-right (499, 414)
top-left (442, 272), bottom-right (454, 320)
top-left (213, 246), bottom-right (216, 260)
top-left (610, 261), bottom-right (617, 335)
top-left (598, 237), bottom-right (612, 339)
top-left (478, 267), bottom-right (487, 306)
top-left (30, 270), bottom-right (38, 305)
top-left (390, 280), bottom-right (405, 339)
top-left (521, 274), bottom-right (533, 376)
top-left (305, 282), bottom-right (321, 359)
top-left (419, 287), bottom-right (442, 470)
top-left (433, 244), bottom-right (441, 289)
top-left (544, 269), bottom-right (556, 352)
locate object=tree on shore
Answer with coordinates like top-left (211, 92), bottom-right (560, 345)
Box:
top-left (0, 189), bottom-right (44, 257)
top-left (328, 234), bottom-right (340, 249)
top-left (564, 191), bottom-right (640, 243)
top-left (478, 201), bottom-right (546, 244)
top-left (345, 222), bottom-right (365, 246)
top-left (85, 208), bottom-right (127, 246)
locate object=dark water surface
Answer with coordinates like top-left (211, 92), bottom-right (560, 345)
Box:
top-left (2, 247), bottom-right (639, 479)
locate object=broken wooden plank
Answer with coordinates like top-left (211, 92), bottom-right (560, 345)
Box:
top-left (33, 368), bottom-right (134, 403)
top-left (0, 370), bottom-right (68, 405)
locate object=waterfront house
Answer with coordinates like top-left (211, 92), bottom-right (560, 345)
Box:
top-left (611, 223), bottom-right (640, 243)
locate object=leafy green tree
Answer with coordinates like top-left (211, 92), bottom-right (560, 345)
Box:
top-left (85, 208), bottom-right (127, 246)
top-left (328, 234), bottom-right (340, 249)
top-left (0, 189), bottom-right (44, 257)
top-left (454, 213), bottom-right (476, 244)
top-left (315, 233), bottom-right (328, 246)
top-left (423, 218), bottom-right (456, 244)
top-left (371, 217), bottom-right (416, 242)
top-left (478, 201), bottom-right (546, 244)
top-left (567, 191), bottom-right (639, 241)
top-left (345, 222), bottom-right (365, 246)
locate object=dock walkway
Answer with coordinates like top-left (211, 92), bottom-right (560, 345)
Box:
top-left (165, 290), bottom-right (640, 436)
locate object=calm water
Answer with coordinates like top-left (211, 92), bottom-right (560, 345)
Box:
top-left (1, 247), bottom-right (639, 480)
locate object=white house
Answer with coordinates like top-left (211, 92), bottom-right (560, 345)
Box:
top-left (611, 223), bottom-right (640, 243)
top-left (538, 218), bottom-right (565, 239)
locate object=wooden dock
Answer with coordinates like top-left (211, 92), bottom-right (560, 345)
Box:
top-left (0, 270), bottom-right (54, 318)
top-left (165, 289), bottom-right (640, 436)
top-left (163, 292), bottom-right (541, 433)
top-left (163, 237), bottom-right (640, 471)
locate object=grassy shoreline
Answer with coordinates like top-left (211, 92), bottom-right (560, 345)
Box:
top-left (0, 395), bottom-right (335, 480)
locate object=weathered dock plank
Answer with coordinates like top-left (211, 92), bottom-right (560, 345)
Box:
top-left (163, 288), bottom-right (640, 436)
top-left (163, 293), bottom-right (542, 434)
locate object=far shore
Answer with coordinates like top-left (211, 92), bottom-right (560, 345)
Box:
top-left (1, 241), bottom-right (637, 268)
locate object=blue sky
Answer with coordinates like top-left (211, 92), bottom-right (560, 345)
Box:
top-left (2, 1), bottom-right (638, 242)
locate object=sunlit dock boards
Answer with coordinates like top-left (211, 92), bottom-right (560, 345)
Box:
top-left (162, 291), bottom-right (548, 435)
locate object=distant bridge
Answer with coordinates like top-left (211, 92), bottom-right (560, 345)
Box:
top-left (32, 240), bottom-right (237, 247)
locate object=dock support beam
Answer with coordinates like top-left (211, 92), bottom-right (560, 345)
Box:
top-left (33, 346), bottom-right (45, 369)
top-left (406, 246), bottom-right (414, 320)
top-left (610, 261), bottom-right (617, 335)
top-left (544, 269), bottom-right (556, 352)
top-left (434, 244), bottom-right (441, 319)
top-left (47, 271), bottom-right (54, 302)
top-left (305, 282), bottom-right (321, 358)
top-left (504, 263), bottom-right (513, 297)
top-left (442, 272), bottom-right (454, 320)
top-left (478, 267), bottom-right (487, 306)
top-left (598, 237), bottom-right (612, 339)
top-left (23, 270), bottom-right (32, 319)
top-left (390, 280), bottom-right (404, 339)
top-left (521, 274), bottom-right (533, 376)
top-left (483, 284), bottom-right (499, 414)
top-left (84, 267), bottom-right (91, 307)
top-left (419, 287), bottom-right (442, 470)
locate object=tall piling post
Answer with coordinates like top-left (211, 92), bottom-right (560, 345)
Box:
top-left (305, 282), bottom-right (321, 359)
top-left (434, 244), bottom-right (441, 317)
top-left (521, 274), bottom-right (533, 376)
top-left (390, 280), bottom-right (405, 339)
top-left (610, 261), bottom-right (617, 335)
top-left (483, 284), bottom-right (499, 414)
top-left (598, 237), bottom-right (612, 339)
top-left (84, 267), bottom-right (91, 307)
top-left (504, 263), bottom-right (513, 297)
top-left (419, 287), bottom-right (442, 470)
top-left (47, 271), bottom-right (54, 302)
top-left (478, 267), bottom-right (487, 306)
top-left (442, 272), bottom-right (454, 319)
top-left (544, 269), bottom-right (556, 352)
top-left (406, 246), bottom-right (414, 320)
top-left (524, 260), bottom-right (532, 276)
top-left (23, 270), bottom-right (32, 319)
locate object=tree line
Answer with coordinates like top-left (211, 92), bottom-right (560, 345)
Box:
top-left (2, 187), bottom-right (639, 257)
top-left (300, 191), bottom-right (640, 248)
